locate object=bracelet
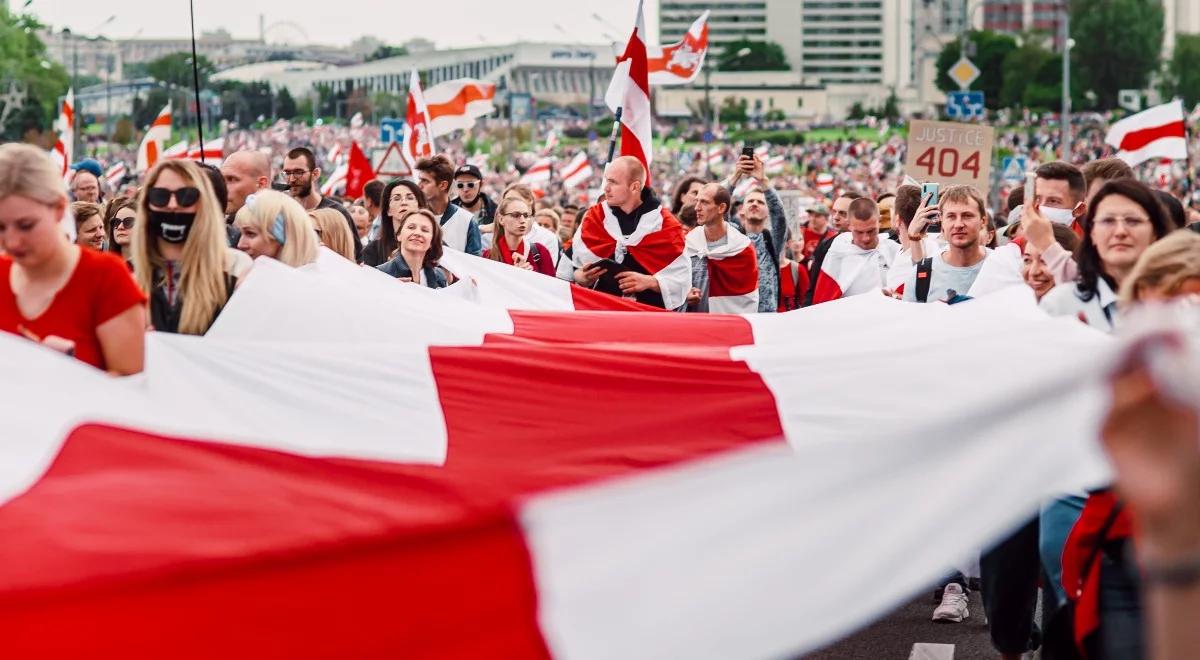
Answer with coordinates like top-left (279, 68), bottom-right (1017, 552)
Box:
top-left (1141, 553), bottom-right (1200, 588)
top-left (907, 234), bottom-right (924, 242)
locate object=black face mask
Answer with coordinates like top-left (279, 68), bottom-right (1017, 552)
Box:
top-left (148, 210), bottom-right (198, 244)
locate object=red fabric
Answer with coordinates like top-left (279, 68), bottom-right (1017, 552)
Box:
top-left (802, 227), bottom-right (835, 259)
top-left (0, 249), bottom-right (145, 371)
top-left (579, 204), bottom-right (686, 275)
top-left (344, 141), bottom-right (375, 199)
top-left (569, 285), bottom-right (663, 312)
top-left (1061, 490), bottom-right (1134, 656)
top-left (489, 240), bottom-right (556, 277)
top-left (615, 15), bottom-right (651, 184)
top-left (707, 243), bottom-right (759, 297)
top-left (1117, 120), bottom-right (1186, 152)
top-left (778, 263), bottom-right (810, 312)
top-left (497, 310), bottom-right (754, 347)
top-left (809, 270), bottom-right (843, 306)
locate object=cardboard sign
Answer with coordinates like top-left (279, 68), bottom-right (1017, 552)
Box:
top-left (905, 120), bottom-right (994, 191)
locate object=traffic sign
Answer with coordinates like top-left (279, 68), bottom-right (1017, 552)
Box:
top-left (374, 142), bottom-right (411, 177)
top-left (945, 91), bottom-right (985, 120)
top-left (1001, 155), bottom-right (1029, 183)
top-left (380, 117), bottom-right (405, 144)
top-left (1118, 89), bottom-right (1142, 112)
top-left (948, 56), bottom-right (981, 91)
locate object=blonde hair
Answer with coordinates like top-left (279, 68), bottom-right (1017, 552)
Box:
top-left (489, 196), bottom-right (534, 263)
top-left (0, 143), bottom-right (68, 208)
top-left (1120, 230), bottom-right (1200, 304)
top-left (130, 160), bottom-right (231, 336)
top-left (938, 185), bottom-right (989, 223)
top-left (534, 207), bottom-right (560, 230)
top-left (501, 182), bottom-right (535, 207)
top-left (308, 208), bottom-right (354, 261)
top-left (234, 189), bottom-right (318, 267)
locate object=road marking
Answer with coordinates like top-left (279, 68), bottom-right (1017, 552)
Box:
top-left (910, 642), bottom-right (955, 660)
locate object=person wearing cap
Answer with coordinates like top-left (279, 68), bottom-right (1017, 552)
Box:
top-left (70, 168), bottom-right (102, 204)
top-left (800, 203), bottom-right (835, 260)
top-left (450, 163), bottom-right (496, 230)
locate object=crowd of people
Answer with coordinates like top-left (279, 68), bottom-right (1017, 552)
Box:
top-left (3, 109), bottom-right (1200, 660)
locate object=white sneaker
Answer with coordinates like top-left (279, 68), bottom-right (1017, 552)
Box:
top-left (931, 583), bottom-right (969, 623)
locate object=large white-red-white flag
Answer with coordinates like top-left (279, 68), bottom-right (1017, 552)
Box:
top-left (1105, 99), bottom-right (1188, 167)
top-left (810, 232), bottom-right (900, 305)
top-left (683, 224), bottom-right (759, 313)
top-left (135, 103), bottom-right (172, 173)
top-left (50, 89), bottom-right (74, 182)
top-left (403, 70), bottom-right (435, 167)
top-left (604, 0), bottom-right (653, 183)
top-left (560, 152), bottom-right (594, 189)
top-left (424, 78), bottom-right (497, 137)
top-left (648, 11), bottom-right (709, 85)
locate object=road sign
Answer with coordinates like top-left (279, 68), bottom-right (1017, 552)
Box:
top-left (905, 119), bottom-right (995, 191)
top-left (945, 91), bottom-right (985, 120)
top-left (1001, 155), bottom-right (1029, 183)
top-left (380, 117), bottom-right (405, 144)
top-left (373, 142), bottom-right (411, 177)
top-left (1118, 89), bottom-right (1142, 112)
top-left (948, 56), bottom-right (981, 91)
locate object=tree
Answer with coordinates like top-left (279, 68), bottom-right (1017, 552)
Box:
top-left (145, 52), bottom-right (216, 90)
top-left (935, 30), bottom-right (1018, 110)
top-left (1163, 34), bottom-right (1200, 108)
top-left (275, 87), bottom-right (297, 119)
top-left (366, 45), bottom-right (408, 62)
top-left (0, 8), bottom-right (71, 142)
top-left (718, 96), bottom-right (748, 124)
top-left (132, 88), bottom-right (170, 128)
top-left (1000, 34), bottom-right (1056, 108)
top-left (847, 101), bottom-right (867, 120)
top-left (1070, 0), bottom-right (1163, 110)
top-left (878, 89), bottom-right (901, 120)
top-left (716, 38), bottom-right (790, 71)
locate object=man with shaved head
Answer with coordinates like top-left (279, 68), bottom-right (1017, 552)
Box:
top-left (221, 150), bottom-right (272, 246)
top-left (572, 156), bottom-right (691, 309)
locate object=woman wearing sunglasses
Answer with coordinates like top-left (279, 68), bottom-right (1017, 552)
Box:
top-left (0, 143), bottom-right (146, 374)
top-left (362, 179), bottom-right (427, 267)
top-left (485, 196), bottom-right (555, 276)
top-left (104, 197), bottom-right (136, 262)
top-left (130, 160), bottom-right (252, 335)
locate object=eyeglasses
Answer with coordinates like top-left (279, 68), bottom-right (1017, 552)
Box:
top-left (281, 169), bottom-right (310, 179)
top-left (455, 181), bottom-right (477, 189)
top-left (503, 212), bottom-right (532, 220)
top-left (147, 186), bottom-right (201, 207)
top-left (112, 216), bottom-right (135, 230)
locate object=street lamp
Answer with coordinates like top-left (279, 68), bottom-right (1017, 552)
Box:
top-left (1061, 3), bottom-right (1073, 160)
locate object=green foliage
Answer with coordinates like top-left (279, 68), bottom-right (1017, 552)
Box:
top-left (366, 45), bottom-right (408, 62)
top-left (718, 96), bottom-right (748, 124)
top-left (145, 52), bottom-right (216, 89)
top-left (847, 101), bottom-right (867, 121)
top-left (935, 30), bottom-right (1018, 110)
top-left (1163, 34), bottom-right (1200, 108)
top-left (0, 8), bottom-right (71, 141)
top-left (275, 87), bottom-right (297, 119)
top-left (716, 38), bottom-right (790, 71)
top-left (1070, 0), bottom-right (1163, 109)
top-left (1000, 34), bottom-right (1056, 108)
top-left (132, 88), bottom-right (169, 129)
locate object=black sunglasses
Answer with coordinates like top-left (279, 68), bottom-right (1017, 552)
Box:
top-left (111, 216), bottom-right (135, 230)
top-left (455, 181), bottom-right (477, 189)
top-left (147, 186), bottom-right (201, 208)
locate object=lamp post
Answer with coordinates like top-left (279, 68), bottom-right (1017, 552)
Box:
top-left (1061, 3), bottom-right (1072, 161)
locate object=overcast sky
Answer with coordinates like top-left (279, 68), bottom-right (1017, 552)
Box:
top-left (29, 0), bottom-right (663, 48)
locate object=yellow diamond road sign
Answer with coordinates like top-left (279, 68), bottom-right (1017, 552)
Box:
top-left (949, 57), bottom-right (981, 90)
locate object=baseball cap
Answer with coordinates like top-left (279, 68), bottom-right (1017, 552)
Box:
top-left (809, 203), bottom-right (829, 215)
top-left (71, 158), bottom-right (103, 179)
top-left (454, 164), bottom-right (483, 180)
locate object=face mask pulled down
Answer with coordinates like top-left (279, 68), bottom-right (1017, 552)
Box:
top-left (148, 210), bottom-right (198, 243)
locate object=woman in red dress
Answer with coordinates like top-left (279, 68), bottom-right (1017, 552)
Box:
top-left (0, 143), bottom-right (146, 374)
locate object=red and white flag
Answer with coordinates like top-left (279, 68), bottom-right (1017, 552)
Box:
top-left (810, 232), bottom-right (899, 305)
top-left (560, 152), bottom-right (593, 189)
top-left (326, 142), bottom-right (344, 166)
top-left (104, 162), bottom-right (127, 189)
top-left (706, 145), bottom-right (723, 170)
top-left (320, 163), bottom-right (349, 196)
top-left (816, 172), bottom-right (835, 194)
top-left (403, 70), bottom-right (435, 167)
top-left (50, 88), bottom-right (74, 182)
top-left (573, 197), bottom-right (691, 309)
top-left (425, 78), bottom-right (497, 137)
top-left (542, 129), bottom-right (559, 155)
top-left (520, 156), bottom-right (553, 188)
top-left (648, 11), bottom-right (709, 85)
top-left (185, 137), bottom-right (224, 165)
top-left (164, 140), bottom-right (189, 160)
top-left (344, 141), bottom-right (375, 199)
top-left (604, 0), bottom-right (653, 183)
top-left (733, 176), bottom-right (756, 199)
top-left (136, 103), bottom-right (172, 173)
top-left (684, 225), bottom-right (760, 313)
top-left (764, 154), bottom-right (786, 175)
top-left (1105, 99), bottom-right (1187, 167)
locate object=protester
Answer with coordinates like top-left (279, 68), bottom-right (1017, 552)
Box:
top-left (876, 191), bottom-right (896, 232)
top-left (1117, 230), bottom-right (1200, 303)
top-left (131, 160), bottom-right (252, 335)
top-left (670, 175), bottom-right (705, 215)
top-left (235, 190), bottom-right (319, 267)
top-left (1081, 157), bottom-right (1134, 205)
top-left (415, 155), bottom-right (482, 256)
top-left (730, 155), bottom-right (787, 312)
top-left (104, 197), bottom-right (137, 261)
top-left (777, 229), bottom-right (810, 312)
top-left (69, 168), bottom-right (101, 203)
top-left (308, 208), bottom-right (356, 262)
top-left (349, 202), bottom-right (372, 243)
top-left (363, 179), bottom-right (426, 267)
top-left (685, 183), bottom-right (759, 313)
top-left (1032, 161), bottom-right (1088, 236)
top-left (0, 143), bottom-right (145, 374)
top-left (486, 197), bottom-right (556, 276)
top-left (572, 156), bottom-right (690, 310)
top-left (800, 203), bottom-right (835, 260)
top-left (534, 208), bottom-right (559, 233)
top-left (1154, 190), bottom-right (1187, 231)
top-left (500, 182), bottom-right (561, 262)
top-left (1020, 224), bottom-right (1081, 301)
top-left (803, 192), bottom-right (860, 306)
top-left (451, 164), bottom-right (496, 230)
top-left (377, 208), bottom-right (448, 288)
top-left (72, 202), bottom-right (106, 251)
top-left (221, 149), bottom-right (271, 220)
top-left (886, 185), bottom-right (940, 294)
top-left (362, 179), bottom-right (384, 230)
top-left (677, 203), bottom-right (697, 234)
top-left (811, 198), bottom-right (897, 305)
top-left (903, 186), bottom-right (992, 303)
top-left (282, 146), bottom-right (362, 260)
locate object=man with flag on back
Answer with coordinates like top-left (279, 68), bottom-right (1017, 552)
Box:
top-left (572, 156), bottom-right (691, 309)
top-left (685, 182), bottom-right (759, 313)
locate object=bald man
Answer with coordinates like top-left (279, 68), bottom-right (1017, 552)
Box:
top-left (572, 156), bottom-right (691, 309)
top-left (221, 150), bottom-right (271, 219)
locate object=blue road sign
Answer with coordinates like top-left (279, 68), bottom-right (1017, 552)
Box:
top-left (946, 91), bottom-right (985, 120)
top-left (380, 117), bottom-right (405, 144)
top-left (1001, 155), bottom-right (1029, 183)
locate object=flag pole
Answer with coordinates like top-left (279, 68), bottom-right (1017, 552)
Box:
top-left (1186, 120), bottom-right (1196, 203)
top-left (606, 107), bottom-right (623, 165)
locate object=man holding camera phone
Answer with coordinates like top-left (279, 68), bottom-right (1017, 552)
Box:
top-left (728, 150), bottom-right (788, 312)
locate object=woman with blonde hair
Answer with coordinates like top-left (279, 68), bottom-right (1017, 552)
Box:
top-left (1119, 229), bottom-right (1200, 304)
top-left (234, 189), bottom-right (319, 268)
top-left (0, 143), bottom-right (145, 373)
top-left (499, 182), bottom-right (561, 266)
top-left (308, 208), bottom-right (355, 261)
top-left (130, 159), bottom-right (251, 335)
top-left (485, 196), bottom-right (555, 276)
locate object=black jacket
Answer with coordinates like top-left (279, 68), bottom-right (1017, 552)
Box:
top-left (451, 192), bottom-right (497, 226)
top-left (377, 256), bottom-right (448, 289)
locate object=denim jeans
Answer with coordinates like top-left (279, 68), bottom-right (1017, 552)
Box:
top-left (1040, 494), bottom-right (1087, 608)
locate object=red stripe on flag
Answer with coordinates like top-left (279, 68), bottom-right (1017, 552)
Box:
top-left (426, 85), bottom-right (494, 120)
top-left (568, 284), bottom-right (663, 312)
top-left (498, 310), bottom-right (753, 347)
top-left (810, 271), bottom-right (844, 306)
top-left (1118, 120), bottom-right (1185, 153)
top-left (707, 245), bottom-right (760, 298)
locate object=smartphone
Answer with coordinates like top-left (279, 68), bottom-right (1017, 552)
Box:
top-left (587, 258), bottom-right (628, 274)
top-left (741, 146), bottom-right (755, 159)
top-left (1025, 171), bottom-right (1037, 207)
top-left (921, 182), bottom-right (940, 207)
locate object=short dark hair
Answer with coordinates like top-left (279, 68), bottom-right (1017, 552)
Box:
top-left (1007, 184), bottom-right (1025, 213)
top-left (875, 191), bottom-right (896, 203)
top-left (848, 197), bottom-right (878, 221)
top-left (893, 185), bottom-right (921, 227)
top-left (838, 191), bottom-right (863, 202)
top-left (708, 183), bottom-right (732, 213)
top-left (363, 180), bottom-right (384, 207)
top-left (1077, 179), bottom-right (1173, 301)
top-left (1155, 190), bottom-right (1187, 230)
top-left (1081, 158), bottom-right (1134, 190)
top-left (678, 203), bottom-right (697, 229)
top-left (1035, 161), bottom-right (1086, 203)
top-left (196, 162), bottom-right (228, 214)
top-left (286, 147), bottom-right (317, 171)
top-left (416, 154), bottom-right (455, 186)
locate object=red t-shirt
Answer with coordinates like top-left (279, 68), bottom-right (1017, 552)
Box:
top-left (802, 227), bottom-right (836, 259)
top-left (0, 248), bottom-right (146, 370)
top-left (778, 261), bottom-right (810, 312)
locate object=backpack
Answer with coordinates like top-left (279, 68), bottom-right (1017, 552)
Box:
top-left (915, 257), bottom-right (934, 303)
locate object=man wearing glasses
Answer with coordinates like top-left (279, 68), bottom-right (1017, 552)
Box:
top-left (450, 164), bottom-right (496, 230)
top-left (281, 146), bottom-right (363, 261)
